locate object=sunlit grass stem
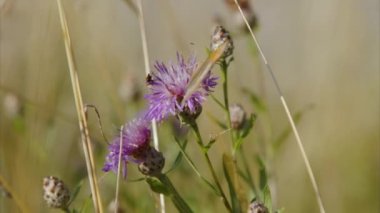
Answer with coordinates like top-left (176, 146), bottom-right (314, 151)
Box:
top-left (114, 125), bottom-right (124, 213)
top-left (55, 0), bottom-right (103, 212)
top-left (219, 59), bottom-right (238, 157)
top-left (232, 1), bottom-right (325, 212)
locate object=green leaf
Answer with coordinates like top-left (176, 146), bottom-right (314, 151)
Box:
top-left (79, 195), bottom-right (92, 213)
top-left (210, 94), bottom-right (226, 111)
top-left (257, 157), bottom-right (267, 191)
top-left (239, 113), bottom-right (257, 139)
top-left (223, 154), bottom-right (248, 213)
top-left (126, 177), bottom-right (145, 182)
top-left (67, 179), bottom-right (83, 207)
top-left (262, 184), bottom-right (272, 212)
top-left (146, 177), bottom-right (170, 196)
top-left (204, 138), bottom-right (217, 151)
top-left (157, 174), bottom-right (194, 213)
top-left (207, 113), bottom-right (227, 130)
top-left (241, 88), bottom-right (267, 112)
top-left (165, 139), bottom-right (188, 174)
top-left (234, 114), bottom-right (257, 152)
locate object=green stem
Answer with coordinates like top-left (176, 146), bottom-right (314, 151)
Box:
top-left (189, 121), bottom-right (232, 212)
top-left (220, 60), bottom-right (237, 157)
top-left (158, 174), bottom-right (193, 213)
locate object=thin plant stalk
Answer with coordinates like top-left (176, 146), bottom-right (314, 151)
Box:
top-left (55, 0), bottom-right (103, 212)
top-left (135, 0), bottom-right (165, 212)
top-left (189, 121), bottom-right (232, 212)
top-left (114, 125), bottom-right (124, 213)
top-left (219, 60), bottom-right (237, 156)
top-left (232, 1), bottom-right (325, 212)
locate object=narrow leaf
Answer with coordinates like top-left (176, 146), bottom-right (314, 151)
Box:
top-left (257, 157), bottom-right (267, 191)
top-left (165, 139), bottom-right (188, 174)
top-left (67, 179), bottom-right (83, 207)
top-left (239, 113), bottom-right (257, 139)
top-left (146, 177), bottom-right (170, 196)
top-left (262, 184), bottom-right (272, 212)
top-left (241, 88), bottom-right (267, 112)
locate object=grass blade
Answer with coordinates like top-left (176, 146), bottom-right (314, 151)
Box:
top-left (55, 0), bottom-right (103, 211)
top-left (134, 0), bottom-right (165, 211)
top-left (232, 1), bottom-right (325, 212)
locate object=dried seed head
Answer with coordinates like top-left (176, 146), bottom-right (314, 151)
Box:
top-left (138, 147), bottom-right (165, 177)
top-left (229, 104), bottom-right (246, 130)
top-left (43, 176), bottom-right (70, 209)
top-left (210, 25), bottom-right (234, 59)
top-left (247, 200), bottom-right (268, 213)
top-left (224, 0), bottom-right (251, 12)
top-left (224, 0), bottom-right (258, 32)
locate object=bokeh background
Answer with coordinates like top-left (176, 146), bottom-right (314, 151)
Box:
top-left (0, 0), bottom-right (379, 212)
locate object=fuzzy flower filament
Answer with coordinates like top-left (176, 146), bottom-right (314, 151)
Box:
top-left (145, 54), bottom-right (218, 121)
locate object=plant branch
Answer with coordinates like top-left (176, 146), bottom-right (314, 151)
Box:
top-left (189, 121), bottom-right (232, 212)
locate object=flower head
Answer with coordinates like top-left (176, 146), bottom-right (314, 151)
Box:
top-left (102, 118), bottom-right (151, 178)
top-left (144, 53), bottom-right (218, 121)
top-left (229, 104), bottom-right (246, 130)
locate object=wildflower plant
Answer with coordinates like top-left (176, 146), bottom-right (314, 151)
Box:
top-left (43, 0), bottom-right (324, 212)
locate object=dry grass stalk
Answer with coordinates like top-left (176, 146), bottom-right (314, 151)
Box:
top-left (55, 0), bottom-right (103, 212)
top-left (114, 125), bottom-right (124, 213)
top-left (232, 1), bottom-right (326, 212)
top-left (135, 0), bottom-right (165, 212)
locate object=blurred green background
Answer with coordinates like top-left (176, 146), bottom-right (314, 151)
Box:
top-left (0, 0), bottom-right (379, 212)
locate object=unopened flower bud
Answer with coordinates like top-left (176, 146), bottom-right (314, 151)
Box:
top-left (247, 200), bottom-right (268, 213)
top-left (138, 147), bottom-right (165, 177)
top-left (210, 25), bottom-right (234, 59)
top-left (43, 176), bottom-right (70, 209)
top-left (229, 104), bottom-right (246, 130)
top-left (3, 93), bottom-right (22, 118)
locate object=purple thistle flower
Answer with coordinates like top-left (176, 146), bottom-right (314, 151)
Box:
top-left (145, 53), bottom-right (218, 121)
top-left (102, 118), bottom-right (151, 178)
